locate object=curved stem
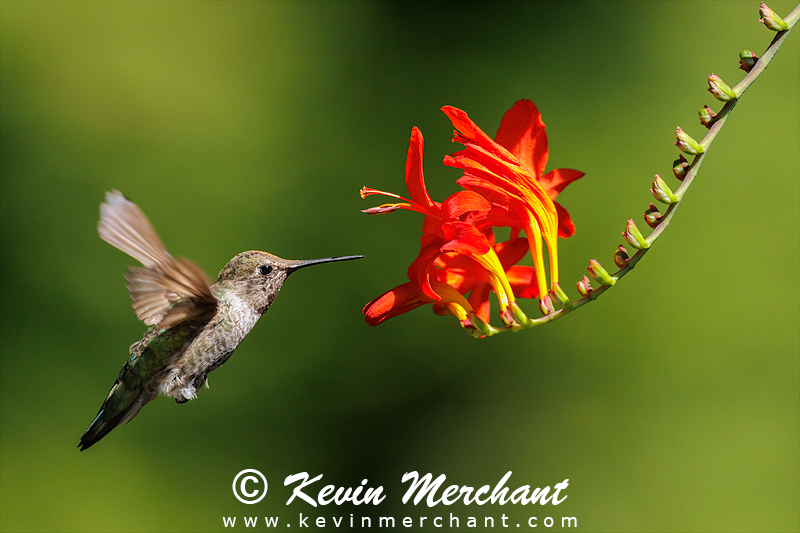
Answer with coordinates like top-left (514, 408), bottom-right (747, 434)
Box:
top-left (472, 3), bottom-right (798, 337)
top-left (576, 5), bottom-right (798, 304)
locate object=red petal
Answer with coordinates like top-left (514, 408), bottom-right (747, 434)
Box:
top-left (408, 237), bottom-right (444, 300)
top-left (362, 282), bottom-right (432, 326)
top-left (468, 282), bottom-right (493, 323)
top-left (446, 146), bottom-right (528, 201)
top-left (494, 100), bottom-right (549, 179)
top-left (494, 238), bottom-right (529, 268)
top-left (405, 127), bottom-right (435, 209)
top-left (434, 252), bottom-right (491, 293)
top-left (442, 106), bottom-right (520, 167)
top-left (441, 222), bottom-right (492, 255)
top-left (441, 106), bottom-right (494, 146)
top-left (441, 190), bottom-right (491, 219)
top-left (456, 179), bottom-right (530, 232)
top-left (455, 175), bottom-right (521, 209)
top-left (537, 168), bottom-right (585, 200)
top-left (506, 266), bottom-right (539, 298)
top-left (421, 214), bottom-right (446, 239)
top-left (435, 265), bottom-right (470, 292)
top-left (555, 202), bottom-right (575, 238)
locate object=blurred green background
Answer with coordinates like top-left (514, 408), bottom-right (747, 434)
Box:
top-left (1, 1), bottom-right (797, 531)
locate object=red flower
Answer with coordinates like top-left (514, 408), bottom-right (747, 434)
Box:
top-left (361, 100), bottom-right (583, 332)
top-left (493, 100), bottom-right (584, 238)
top-left (442, 100), bottom-right (583, 299)
top-left (361, 127), bottom-right (505, 311)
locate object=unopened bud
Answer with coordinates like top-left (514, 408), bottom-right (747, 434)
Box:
top-left (707, 73), bottom-right (737, 101)
top-left (644, 203), bottom-right (662, 228)
top-left (538, 294), bottom-right (555, 315)
top-left (467, 312), bottom-right (495, 338)
top-left (500, 308), bottom-right (519, 327)
top-left (759, 3), bottom-right (789, 31)
top-left (651, 174), bottom-right (679, 204)
top-left (551, 283), bottom-right (573, 310)
top-left (699, 106), bottom-right (717, 129)
top-left (739, 50), bottom-right (758, 72)
top-left (674, 127), bottom-right (704, 155)
top-left (577, 275), bottom-right (592, 296)
top-left (622, 219), bottom-right (649, 249)
top-left (672, 155), bottom-right (690, 181)
top-left (614, 245), bottom-right (630, 268)
top-left (587, 260), bottom-right (616, 287)
top-left (509, 301), bottom-right (531, 326)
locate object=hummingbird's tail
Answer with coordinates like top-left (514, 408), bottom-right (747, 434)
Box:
top-left (78, 378), bottom-right (155, 451)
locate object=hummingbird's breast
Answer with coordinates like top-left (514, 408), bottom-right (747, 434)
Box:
top-left (159, 295), bottom-right (262, 402)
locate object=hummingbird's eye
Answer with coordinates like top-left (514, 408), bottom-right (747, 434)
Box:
top-left (258, 265), bottom-right (273, 276)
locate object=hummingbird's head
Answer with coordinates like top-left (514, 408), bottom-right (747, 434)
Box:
top-left (214, 251), bottom-right (363, 314)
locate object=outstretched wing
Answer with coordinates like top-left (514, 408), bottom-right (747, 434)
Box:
top-left (98, 190), bottom-right (217, 328)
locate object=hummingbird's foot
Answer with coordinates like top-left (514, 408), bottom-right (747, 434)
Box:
top-left (175, 385), bottom-right (198, 403)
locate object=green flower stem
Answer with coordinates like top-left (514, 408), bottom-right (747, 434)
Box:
top-left (471, 3), bottom-right (798, 337)
top-left (587, 5), bottom-right (798, 290)
top-left (579, 4), bottom-right (798, 299)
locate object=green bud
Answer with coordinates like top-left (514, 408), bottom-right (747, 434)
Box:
top-left (577, 275), bottom-right (592, 296)
top-left (739, 50), bottom-right (758, 72)
top-left (644, 203), bottom-right (662, 229)
top-left (672, 155), bottom-right (690, 181)
top-left (500, 308), bottom-right (518, 327)
top-left (699, 105), bottom-right (717, 129)
top-left (509, 301), bottom-right (531, 326)
top-left (587, 260), bottom-right (616, 287)
top-left (759, 3), bottom-right (789, 31)
top-left (467, 312), bottom-right (495, 337)
top-left (538, 294), bottom-right (555, 315)
top-left (674, 127), bottom-right (704, 155)
top-left (651, 174), bottom-right (679, 204)
top-left (551, 283), bottom-right (573, 310)
top-left (707, 73), bottom-right (737, 101)
top-left (622, 219), bottom-right (649, 249)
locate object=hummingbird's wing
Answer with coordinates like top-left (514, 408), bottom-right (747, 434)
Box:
top-left (98, 190), bottom-right (218, 328)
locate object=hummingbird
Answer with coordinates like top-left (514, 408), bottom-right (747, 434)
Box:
top-left (78, 191), bottom-right (363, 450)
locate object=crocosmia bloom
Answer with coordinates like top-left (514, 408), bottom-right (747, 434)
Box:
top-left (361, 127), bottom-right (496, 302)
top-left (443, 100), bottom-right (584, 299)
top-left (361, 100), bottom-right (583, 335)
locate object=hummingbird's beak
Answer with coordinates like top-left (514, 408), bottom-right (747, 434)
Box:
top-left (287, 255), bottom-right (364, 273)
